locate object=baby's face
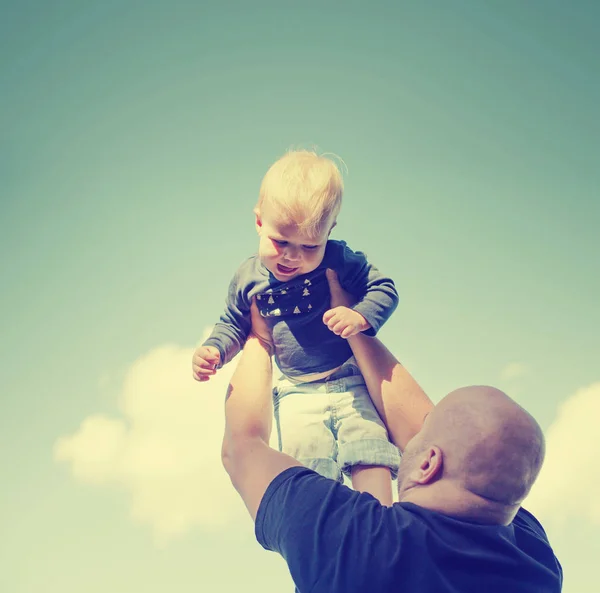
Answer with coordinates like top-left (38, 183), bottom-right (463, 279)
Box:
top-left (256, 205), bottom-right (333, 282)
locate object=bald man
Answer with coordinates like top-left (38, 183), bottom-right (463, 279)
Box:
top-left (221, 271), bottom-right (562, 593)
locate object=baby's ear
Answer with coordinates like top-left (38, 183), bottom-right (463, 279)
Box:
top-left (254, 208), bottom-right (262, 232)
top-left (328, 219), bottom-right (337, 234)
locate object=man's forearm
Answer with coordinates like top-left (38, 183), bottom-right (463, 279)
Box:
top-left (223, 335), bottom-right (273, 451)
top-left (348, 334), bottom-right (434, 452)
top-left (221, 333), bottom-right (301, 521)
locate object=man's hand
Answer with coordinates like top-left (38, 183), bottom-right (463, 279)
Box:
top-left (326, 268), bottom-right (354, 308)
top-left (323, 270), bottom-right (370, 338)
top-left (192, 345), bottom-right (221, 382)
top-left (249, 298), bottom-right (274, 354)
top-left (325, 270), bottom-right (434, 451)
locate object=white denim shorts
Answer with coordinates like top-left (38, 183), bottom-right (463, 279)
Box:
top-left (273, 358), bottom-right (400, 482)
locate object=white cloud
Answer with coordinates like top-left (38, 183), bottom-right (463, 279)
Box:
top-left (500, 362), bottom-right (528, 380)
top-left (54, 336), bottom-right (258, 544)
top-left (524, 382), bottom-right (600, 526)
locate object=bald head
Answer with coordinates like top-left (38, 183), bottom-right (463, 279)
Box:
top-left (397, 386), bottom-right (545, 521)
top-left (432, 386), bottom-right (545, 504)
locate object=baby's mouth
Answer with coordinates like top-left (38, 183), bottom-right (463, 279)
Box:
top-left (277, 264), bottom-right (299, 275)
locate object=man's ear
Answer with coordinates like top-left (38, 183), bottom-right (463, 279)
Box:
top-left (413, 446), bottom-right (443, 485)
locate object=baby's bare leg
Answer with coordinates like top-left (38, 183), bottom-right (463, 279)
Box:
top-left (351, 464), bottom-right (393, 506)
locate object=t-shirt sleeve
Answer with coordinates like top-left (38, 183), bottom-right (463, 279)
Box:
top-left (513, 508), bottom-right (550, 540)
top-left (255, 467), bottom-right (392, 593)
top-left (513, 508), bottom-right (563, 586)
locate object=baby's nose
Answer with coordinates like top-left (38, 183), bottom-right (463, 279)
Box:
top-left (284, 245), bottom-right (301, 261)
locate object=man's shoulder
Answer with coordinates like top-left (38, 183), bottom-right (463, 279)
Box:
top-left (256, 467), bottom-right (418, 558)
top-left (257, 474), bottom-right (562, 593)
top-left (513, 508), bottom-right (562, 586)
top-left (513, 507), bottom-right (551, 541)
top-left (515, 507), bottom-right (544, 526)
top-left (258, 467), bottom-right (419, 537)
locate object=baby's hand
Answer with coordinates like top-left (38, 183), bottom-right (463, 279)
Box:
top-left (192, 346), bottom-right (221, 382)
top-left (322, 306), bottom-right (370, 339)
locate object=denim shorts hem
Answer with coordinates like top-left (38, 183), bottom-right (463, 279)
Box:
top-left (338, 438), bottom-right (401, 478)
top-left (299, 457), bottom-right (343, 482)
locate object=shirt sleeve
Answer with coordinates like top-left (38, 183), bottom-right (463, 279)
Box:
top-left (513, 508), bottom-right (549, 540)
top-left (202, 269), bottom-right (251, 367)
top-left (513, 508), bottom-right (563, 587)
top-left (333, 242), bottom-right (399, 336)
top-left (255, 467), bottom-right (393, 593)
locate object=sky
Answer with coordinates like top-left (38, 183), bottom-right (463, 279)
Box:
top-left (1, 0), bottom-right (599, 591)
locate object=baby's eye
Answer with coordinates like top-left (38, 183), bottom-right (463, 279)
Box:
top-left (272, 239), bottom-right (287, 246)
top-left (303, 245), bottom-right (319, 250)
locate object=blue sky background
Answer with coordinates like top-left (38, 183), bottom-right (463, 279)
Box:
top-left (1, 1), bottom-right (599, 591)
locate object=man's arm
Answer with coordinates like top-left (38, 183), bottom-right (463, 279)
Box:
top-left (221, 305), bottom-right (301, 521)
top-left (326, 269), bottom-right (434, 452)
top-left (348, 335), bottom-right (433, 452)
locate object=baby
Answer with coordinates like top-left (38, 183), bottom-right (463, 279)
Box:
top-left (193, 150), bottom-right (400, 504)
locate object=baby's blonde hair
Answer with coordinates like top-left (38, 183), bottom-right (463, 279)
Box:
top-left (257, 149), bottom-right (344, 239)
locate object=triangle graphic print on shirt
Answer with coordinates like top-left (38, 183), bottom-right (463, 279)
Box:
top-left (257, 271), bottom-right (327, 319)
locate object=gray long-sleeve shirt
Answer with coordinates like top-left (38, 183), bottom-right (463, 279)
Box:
top-left (203, 240), bottom-right (398, 378)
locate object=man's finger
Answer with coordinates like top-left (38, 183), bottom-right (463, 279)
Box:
top-left (249, 297), bottom-right (261, 324)
top-left (249, 297), bottom-right (274, 350)
top-left (325, 268), bottom-right (344, 298)
top-left (326, 268), bottom-right (354, 308)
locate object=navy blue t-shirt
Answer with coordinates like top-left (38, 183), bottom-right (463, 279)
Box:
top-left (256, 467), bottom-right (562, 593)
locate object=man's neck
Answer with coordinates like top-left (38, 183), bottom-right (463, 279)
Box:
top-left (399, 481), bottom-right (519, 526)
